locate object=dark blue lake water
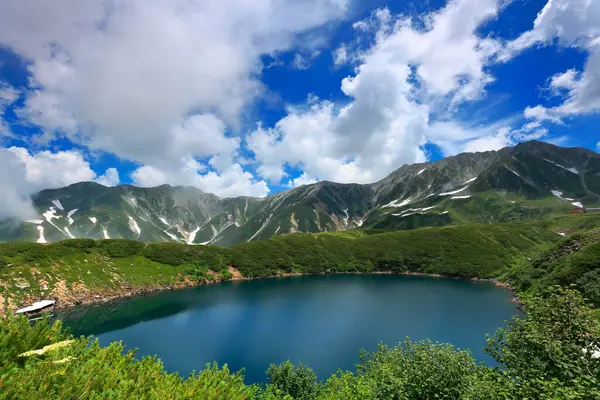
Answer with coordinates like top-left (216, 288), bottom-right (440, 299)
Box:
top-left (60, 275), bottom-right (518, 384)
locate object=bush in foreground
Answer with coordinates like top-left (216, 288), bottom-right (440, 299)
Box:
top-left (1, 287), bottom-right (598, 399)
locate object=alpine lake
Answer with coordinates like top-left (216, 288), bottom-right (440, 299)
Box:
top-left (59, 274), bottom-right (519, 384)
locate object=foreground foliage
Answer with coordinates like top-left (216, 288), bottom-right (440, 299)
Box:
top-left (1, 287), bottom-right (598, 399)
top-left (508, 228), bottom-right (600, 306)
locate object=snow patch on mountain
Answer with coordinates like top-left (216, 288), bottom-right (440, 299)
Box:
top-left (26, 219), bottom-right (43, 224)
top-left (248, 213), bottom-right (273, 242)
top-left (506, 167), bottom-right (521, 178)
top-left (551, 190), bottom-right (584, 209)
top-left (392, 205), bottom-right (440, 217)
top-left (52, 199), bottom-right (64, 211)
top-left (127, 216), bottom-right (141, 236)
top-left (43, 207), bottom-right (70, 238)
top-left (64, 227), bottom-right (75, 239)
top-left (159, 217), bottom-right (169, 226)
top-left (463, 177), bottom-right (477, 185)
top-left (439, 186), bottom-right (469, 196)
top-left (383, 197), bottom-right (413, 208)
top-left (417, 168), bottom-right (427, 176)
top-left (162, 230), bottom-right (178, 241)
top-left (67, 209), bottom-right (78, 225)
top-left (187, 227), bottom-right (200, 244)
top-left (543, 159), bottom-right (578, 175)
top-left (36, 226), bottom-right (46, 244)
top-left (43, 207), bottom-right (60, 223)
top-left (88, 217), bottom-right (97, 224)
top-left (102, 227), bottom-right (110, 239)
top-left (452, 195), bottom-right (472, 200)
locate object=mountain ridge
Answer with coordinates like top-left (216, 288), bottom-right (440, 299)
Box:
top-left (1, 141), bottom-right (599, 245)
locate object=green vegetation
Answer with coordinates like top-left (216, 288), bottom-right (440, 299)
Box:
top-left (1, 287), bottom-right (598, 399)
top-left (0, 222), bottom-right (559, 312)
top-left (1, 211), bottom-right (600, 397)
top-left (507, 228), bottom-right (600, 306)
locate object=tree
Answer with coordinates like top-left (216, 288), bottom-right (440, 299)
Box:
top-left (486, 286), bottom-right (600, 398)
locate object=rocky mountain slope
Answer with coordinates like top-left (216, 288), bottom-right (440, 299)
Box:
top-left (1, 141), bottom-right (598, 245)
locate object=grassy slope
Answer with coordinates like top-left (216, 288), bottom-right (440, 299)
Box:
top-left (0, 217), bottom-right (573, 314)
top-left (507, 220), bottom-right (600, 307)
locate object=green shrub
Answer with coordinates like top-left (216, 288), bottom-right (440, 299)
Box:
top-left (263, 361), bottom-right (320, 400)
top-left (142, 242), bottom-right (202, 265)
top-left (1, 288), bottom-right (599, 399)
top-left (59, 239), bottom-right (98, 249)
top-left (99, 239), bottom-right (145, 258)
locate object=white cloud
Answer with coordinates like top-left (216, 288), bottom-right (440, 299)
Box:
top-left (291, 51), bottom-right (322, 70)
top-left (0, 83), bottom-right (19, 138)
top-left (0, 83), bottom-right (19, 114)
top-left (550, 69), bottom-right (579, 93)
top-left (287, 173), bottom-right (318, 188)
top-left (0, 146), bottom-right (122, 219)
top-left (428, 118), bottom-right (551, 156)
top-left (8, 146), bottom-right (97, 188)
top-left (502, 0), bottom-right (600, 58)
top-left (597, 141), bottom-right (600, 152)
top-left (291, 54), bottom-right (311, 70)
top-left (374, 0), bottom-right (501, 104)
top-left (333, 44), bottom-right (348, 65)
top-left (427, 120), bottom-right (514, 155)
top-left (0, 0), bottom-right (348, 197)
top-left (505, 0), bottom-right (600, 123)
top-left (249, 0), bottom-right (505, 184)
top-left (95, 168), bottom-right (120, 187)
top-left (131, 162), bottom-right (269, 198)
top-left (130, 165), bottom-right (169, 188)
top-left (0, 149), bottom-right (37, 220)
top-left (524, 105), bottom-right (564, 124)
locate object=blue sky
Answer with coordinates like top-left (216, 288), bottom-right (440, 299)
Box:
top-left (0, 0), bottom-right (599, 210)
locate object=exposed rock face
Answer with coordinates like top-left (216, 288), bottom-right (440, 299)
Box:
top-left (1, 141), bottom-right (598, 245)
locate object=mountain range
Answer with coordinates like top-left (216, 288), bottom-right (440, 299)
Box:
top-left (1, 141), bottom-right (599, 245)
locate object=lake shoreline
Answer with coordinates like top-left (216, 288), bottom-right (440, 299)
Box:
top-left (25, 269), bottom-right (518, 316)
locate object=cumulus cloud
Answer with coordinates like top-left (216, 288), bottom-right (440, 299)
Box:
top-left (287, 173), bottom-right (318, 188)
top-left (549, 69), bottom-right (579, 93)
top-left (7, 146), bottom-right (120, 188)
top-left (0, 150), bottom-right (37, 220)
top-left (0, 0), bottom-right (348, 197)
top-left (8, 147), bottom-right (97, 187)
top-left (0, 83), bottom-right (19, 138)
top-left (132, 162), bottom-right (269, 198)
top-left (0, 146), bottom-right (121, 219)
top-left (95, 168), bottom-right (120, 187)
top-left (291, 51), bottom-right (321, 70)
top-left (502, 0), bottom-right (600, 58)
top-left (332, 44), bottom-right (349, 65)
top-left (505, 0), bottom-right (600, 123)
top-left (248, 0), bottom-right (504, 184)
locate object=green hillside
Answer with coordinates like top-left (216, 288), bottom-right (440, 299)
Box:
top-left (0, 220), bottom-right (564, 314)
top-left (1, 214), bottom-right (600, 398)
top-left (2, 141), bottom-right (599, 246)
